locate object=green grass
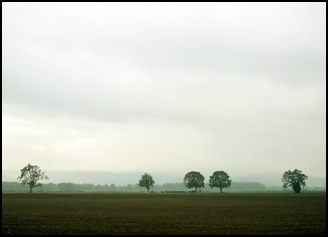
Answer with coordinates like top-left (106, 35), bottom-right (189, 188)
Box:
top-left (2, 192), bottom-right (326, 235)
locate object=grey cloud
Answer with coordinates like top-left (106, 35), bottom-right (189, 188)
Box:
top-left (2, 2), bottom-right (326, 178)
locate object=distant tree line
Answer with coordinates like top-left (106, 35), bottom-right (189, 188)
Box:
top-left (2, 181), bottom-right (269, 192)
top-left (12, 164), bottom-right (320, 194)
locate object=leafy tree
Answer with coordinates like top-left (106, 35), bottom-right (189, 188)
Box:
top-left (17, 164), bottom-right (49, 193)
top-left (139, 173), bottom-right (155, 192)
top-left (209, 171), bottom-right (232, 193)
top-left (282, 169), bottom-right (308, 193)
top-left (183, 171), bottom-right (205, 192)
top-left (109, 183), bottom-right (116, 191)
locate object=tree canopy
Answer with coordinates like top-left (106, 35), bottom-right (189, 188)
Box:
top-left (17, 164), bottom-right (49, 193)
top-left (282, 169), bottom-right (308, 193)
top-left (183, 171), bottom-right (205, 192)
top-left (138, 173), bottom-right (155, 192)
top-left (209, 171), bottom-right (232, 193)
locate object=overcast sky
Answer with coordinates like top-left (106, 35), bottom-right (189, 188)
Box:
top-left (2, 3), bottom-right (326, 180)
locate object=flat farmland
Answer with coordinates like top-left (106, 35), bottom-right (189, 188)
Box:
top-left (2, 192), bottom-right (326, 235)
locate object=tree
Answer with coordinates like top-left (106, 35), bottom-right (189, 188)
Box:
top-left (139, 173), bottom-right (155, 192)
top-left (17, 164), bottom-right (49, 193)
top-left (183, 171), bottom-right (205, 192)
top-left (58, 182), bottom-right (75, 191)
top-left (109, 183), bottom-right (116, 191)
top-left (209, 171), bottom-right (232, 193)
top-left (282, 169), bottom-right (308, 193)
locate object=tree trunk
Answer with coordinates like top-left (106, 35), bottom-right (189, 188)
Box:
top-left (29, 186), bottom-right (33, 193)
top-left (220, 187), bottom-right (222, 193)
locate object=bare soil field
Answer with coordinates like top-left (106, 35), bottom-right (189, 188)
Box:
top-left (2, 192), bottom-right (326, 235)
